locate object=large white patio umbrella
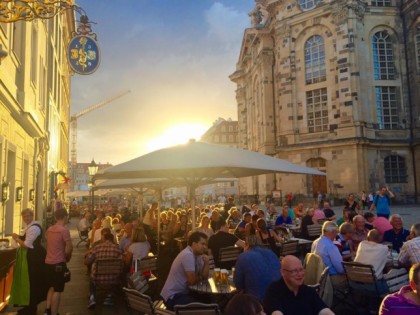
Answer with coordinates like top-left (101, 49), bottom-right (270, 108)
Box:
top-left (96, 140), bottom-right (325, 229)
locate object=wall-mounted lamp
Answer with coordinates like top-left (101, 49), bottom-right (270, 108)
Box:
top-left (16, 187), bottom-right (23, 202)
top-left (2, 181), bottom-right (10, 202)
top-left (29, 189), bottom-right (35, 201)
top-left (43, 190), bottom-right (46, 201)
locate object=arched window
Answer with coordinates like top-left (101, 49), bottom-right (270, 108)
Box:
top-left (305, 35), bottom-right (326, 85)
top-left (384, 155), bottom-right (407, 183)
top-left (372, 31), bottom-right (395, 80)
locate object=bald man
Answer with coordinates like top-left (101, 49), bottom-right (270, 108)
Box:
top-left (354, 229), bottom-right (389, 279)
top-left (264, 255), bottom-right (334, 315)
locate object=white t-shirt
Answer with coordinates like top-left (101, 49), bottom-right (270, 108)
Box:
top-left (354, 240), bottom-right (388, 279)
top-left (128, 241), bottom-right (151, 261)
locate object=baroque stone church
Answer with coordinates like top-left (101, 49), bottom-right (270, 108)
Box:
top-left (230, 0), bottom-right (420, 202)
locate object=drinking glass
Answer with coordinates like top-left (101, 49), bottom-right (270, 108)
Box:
top-left (220, 269), bottom-right (228, 285)
top-left (214, 268), bottom-right (221, 284)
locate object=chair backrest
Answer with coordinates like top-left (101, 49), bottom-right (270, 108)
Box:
top-left (317, 266), bottom-right (330, 298)
top-left (127, 272), bottom-right (149, 294)
top-left (303, 253), bottom-right (325, 285)
top-left (137, 255), bottom-right (158, 273)
top-left (317, 218), bottom-right (328, 225)
top-left (95, 258), bottom-right (123, 285)
top-left (279, 240), bottom-right (299, 256)
top-left (208, 255), bottom-right (215, 271)
top-left (342, 261), bottom-right (377, 284)
top-left (123, 287), bottom-right (156, 314)
top-left (307, 224), bottom-right (322, 238)
top-left (175, 302), bottom-right (220, 315)
top-left (383, 268), bottom-right (409, 293)
top-left (219, 246), bottom-right (243, 263)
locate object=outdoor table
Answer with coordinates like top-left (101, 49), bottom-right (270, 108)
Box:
top-left (189, 277), bottom-right (236, 294)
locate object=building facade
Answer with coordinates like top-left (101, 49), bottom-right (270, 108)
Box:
top-left (68, 161), bottom-right (113, 192)
top-left (199, 118), bottom-right (240, 202)
top-left (0, 12), bottom-right (75, 236)
top-left (230, 0), bottom-right (420, 202)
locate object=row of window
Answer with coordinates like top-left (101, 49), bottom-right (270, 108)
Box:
top-left (303, 27), bottom-right (420, 132)
top-left (214, 134), bottom-right (238, 143)
top-left (220, 125), bottom-right (239, 132)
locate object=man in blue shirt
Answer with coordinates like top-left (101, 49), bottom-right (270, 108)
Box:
top-left (233, 235), bottom-right (281, 300)
top-left (311, 221), bottom-right (346, 289)
top-left (370, 186), bottom-right (395, 219)
top-left (383, 214), bottom-right (410, 252)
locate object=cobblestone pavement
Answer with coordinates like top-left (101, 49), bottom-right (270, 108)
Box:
top-left (2, 205), bottom-right (419, 315)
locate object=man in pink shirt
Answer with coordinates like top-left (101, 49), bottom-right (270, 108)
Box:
top-left (312, 208), bottom-right (326, 224)
top-left (44, 208), bottom-right (73, 315)
top-left (364, 212), bottom-right (392, 239)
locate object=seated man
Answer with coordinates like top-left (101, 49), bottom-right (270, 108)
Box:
top-left (233, 235), bottom-right (281, 300)
top-left (334, 222), bottom-right (354, 261)
top-left (383, 214), bottom-right (410, 253)
top-left (311, 221), bottom-right (346, 288)
top-left (160, 231), bottom-right (210, 310)
top-left (85, 232), bottom-right (123, 308)
top-left (275, 204), bottom-right (293, 226)
top-left (322, 202), bottom-right (336, 221)
top-left (78, 212), bottom-right (92, 236)
top-left (352, 215), bottom-right (369, 251)
top-left (354, 229), bottom-right (389, 280)
top-left (208, 219), bottom-right (244, 269)
top-left (398, 223), bottom-right (420, 268)
top-left (293, 203), bottom-right (305, 218)
top-left (379, 263), bottom-right (420, 314)
top-left (363, 212), bottom-right (392, 238)
top-left (264, 255), bottom-right (334, 315)
top-left (234, 213), bottom-right (251, 239)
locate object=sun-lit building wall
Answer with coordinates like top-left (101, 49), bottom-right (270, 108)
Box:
top-left (0, 12), bottom-right (75, 236)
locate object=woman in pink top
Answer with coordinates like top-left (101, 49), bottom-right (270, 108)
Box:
top-left (44, 208), bottom-right (73, 315)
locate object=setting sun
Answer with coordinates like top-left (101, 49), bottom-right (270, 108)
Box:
top-left (145, 124), bottom-right (209, 153)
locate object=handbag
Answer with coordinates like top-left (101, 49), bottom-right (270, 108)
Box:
top-left (64, 266), bottom-right (71, 283)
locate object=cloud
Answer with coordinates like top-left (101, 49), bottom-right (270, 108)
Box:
top-left (204, 2), bottom-right (250, 49)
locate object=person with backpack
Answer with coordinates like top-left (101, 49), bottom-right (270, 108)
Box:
top-left (10, 208), bottom-right (48, 315)
top-left (370, 186), bottom-right (395, 219)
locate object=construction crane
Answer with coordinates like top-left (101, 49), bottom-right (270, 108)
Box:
top-left (70, 90), bottom-right (131, 191)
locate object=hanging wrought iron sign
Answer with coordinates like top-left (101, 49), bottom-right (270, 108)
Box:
top-left (68, 35), bottom-right (100, 75)
top-left (67, 14), bottom-right (100, 75)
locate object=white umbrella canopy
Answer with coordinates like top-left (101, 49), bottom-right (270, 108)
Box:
top-left (96, 139), bottom-right (325, 181)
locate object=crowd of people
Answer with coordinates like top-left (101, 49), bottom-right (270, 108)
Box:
top-left (8, 187), bottom-right (420, 315)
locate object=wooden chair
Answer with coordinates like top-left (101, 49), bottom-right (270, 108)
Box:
top-left (218, 246), bottom-right (243, 268)
top-left (384, 268), bottom-right (409, 293)
top-left (135, 255), bottom-right (159, 280)
top-left (278, 240), bottom-right (299, 257)
top-left (317, 218), bottom-right (328, 225)
top-left (123, 287), bottom-right (174, 315)
top-left (174, 302), bottom-right (221, 315)
top-left (76, 227), bottom-right (89, 247)
top-left (307, 224), bottom-right (322, 239)
top-left (342, 261), bottom-right (388, 313)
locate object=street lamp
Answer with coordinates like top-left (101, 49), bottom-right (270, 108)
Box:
top-left (88, 159), bottom-right (98, 212)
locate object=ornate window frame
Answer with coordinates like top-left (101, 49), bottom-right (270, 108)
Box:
top-left (305, 35), bottom-right (326, 85)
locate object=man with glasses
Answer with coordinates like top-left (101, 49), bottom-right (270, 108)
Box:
top-left (398, 223), bottom-right (420, 268)
top-left (264, 255), bottom-right (334, 315)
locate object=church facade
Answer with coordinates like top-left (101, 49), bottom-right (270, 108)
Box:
top-left (230, 0), bottom-right (420, 202)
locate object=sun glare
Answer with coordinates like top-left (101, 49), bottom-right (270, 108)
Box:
top-left (145, 124), bottom-right (208, 153)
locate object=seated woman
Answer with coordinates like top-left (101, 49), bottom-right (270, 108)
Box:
top-left (300, 207), bottom-right (315, 239)
top-left (256, 218), bottom-right (281, 256)
top-left (227, 207), bottom-right (242, 229)
top-left (194, 214), bottom-right (214, 238)
top-left (245, 214), bottom-right (260, 237)
top-left (125, 227), bottom-right (151, 268)
top-left (173, 214), bottom-right (191, 240)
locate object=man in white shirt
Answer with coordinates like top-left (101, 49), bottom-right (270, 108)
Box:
top-left (161, 231), bottom-right (210, 310)
top-left (78, 212), bottom-right (91, 236)
top-left (354, 229), bottom-right (389, 279)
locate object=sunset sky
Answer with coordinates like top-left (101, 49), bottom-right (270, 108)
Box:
top-left (71, 0), bottom-right (254, 165)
